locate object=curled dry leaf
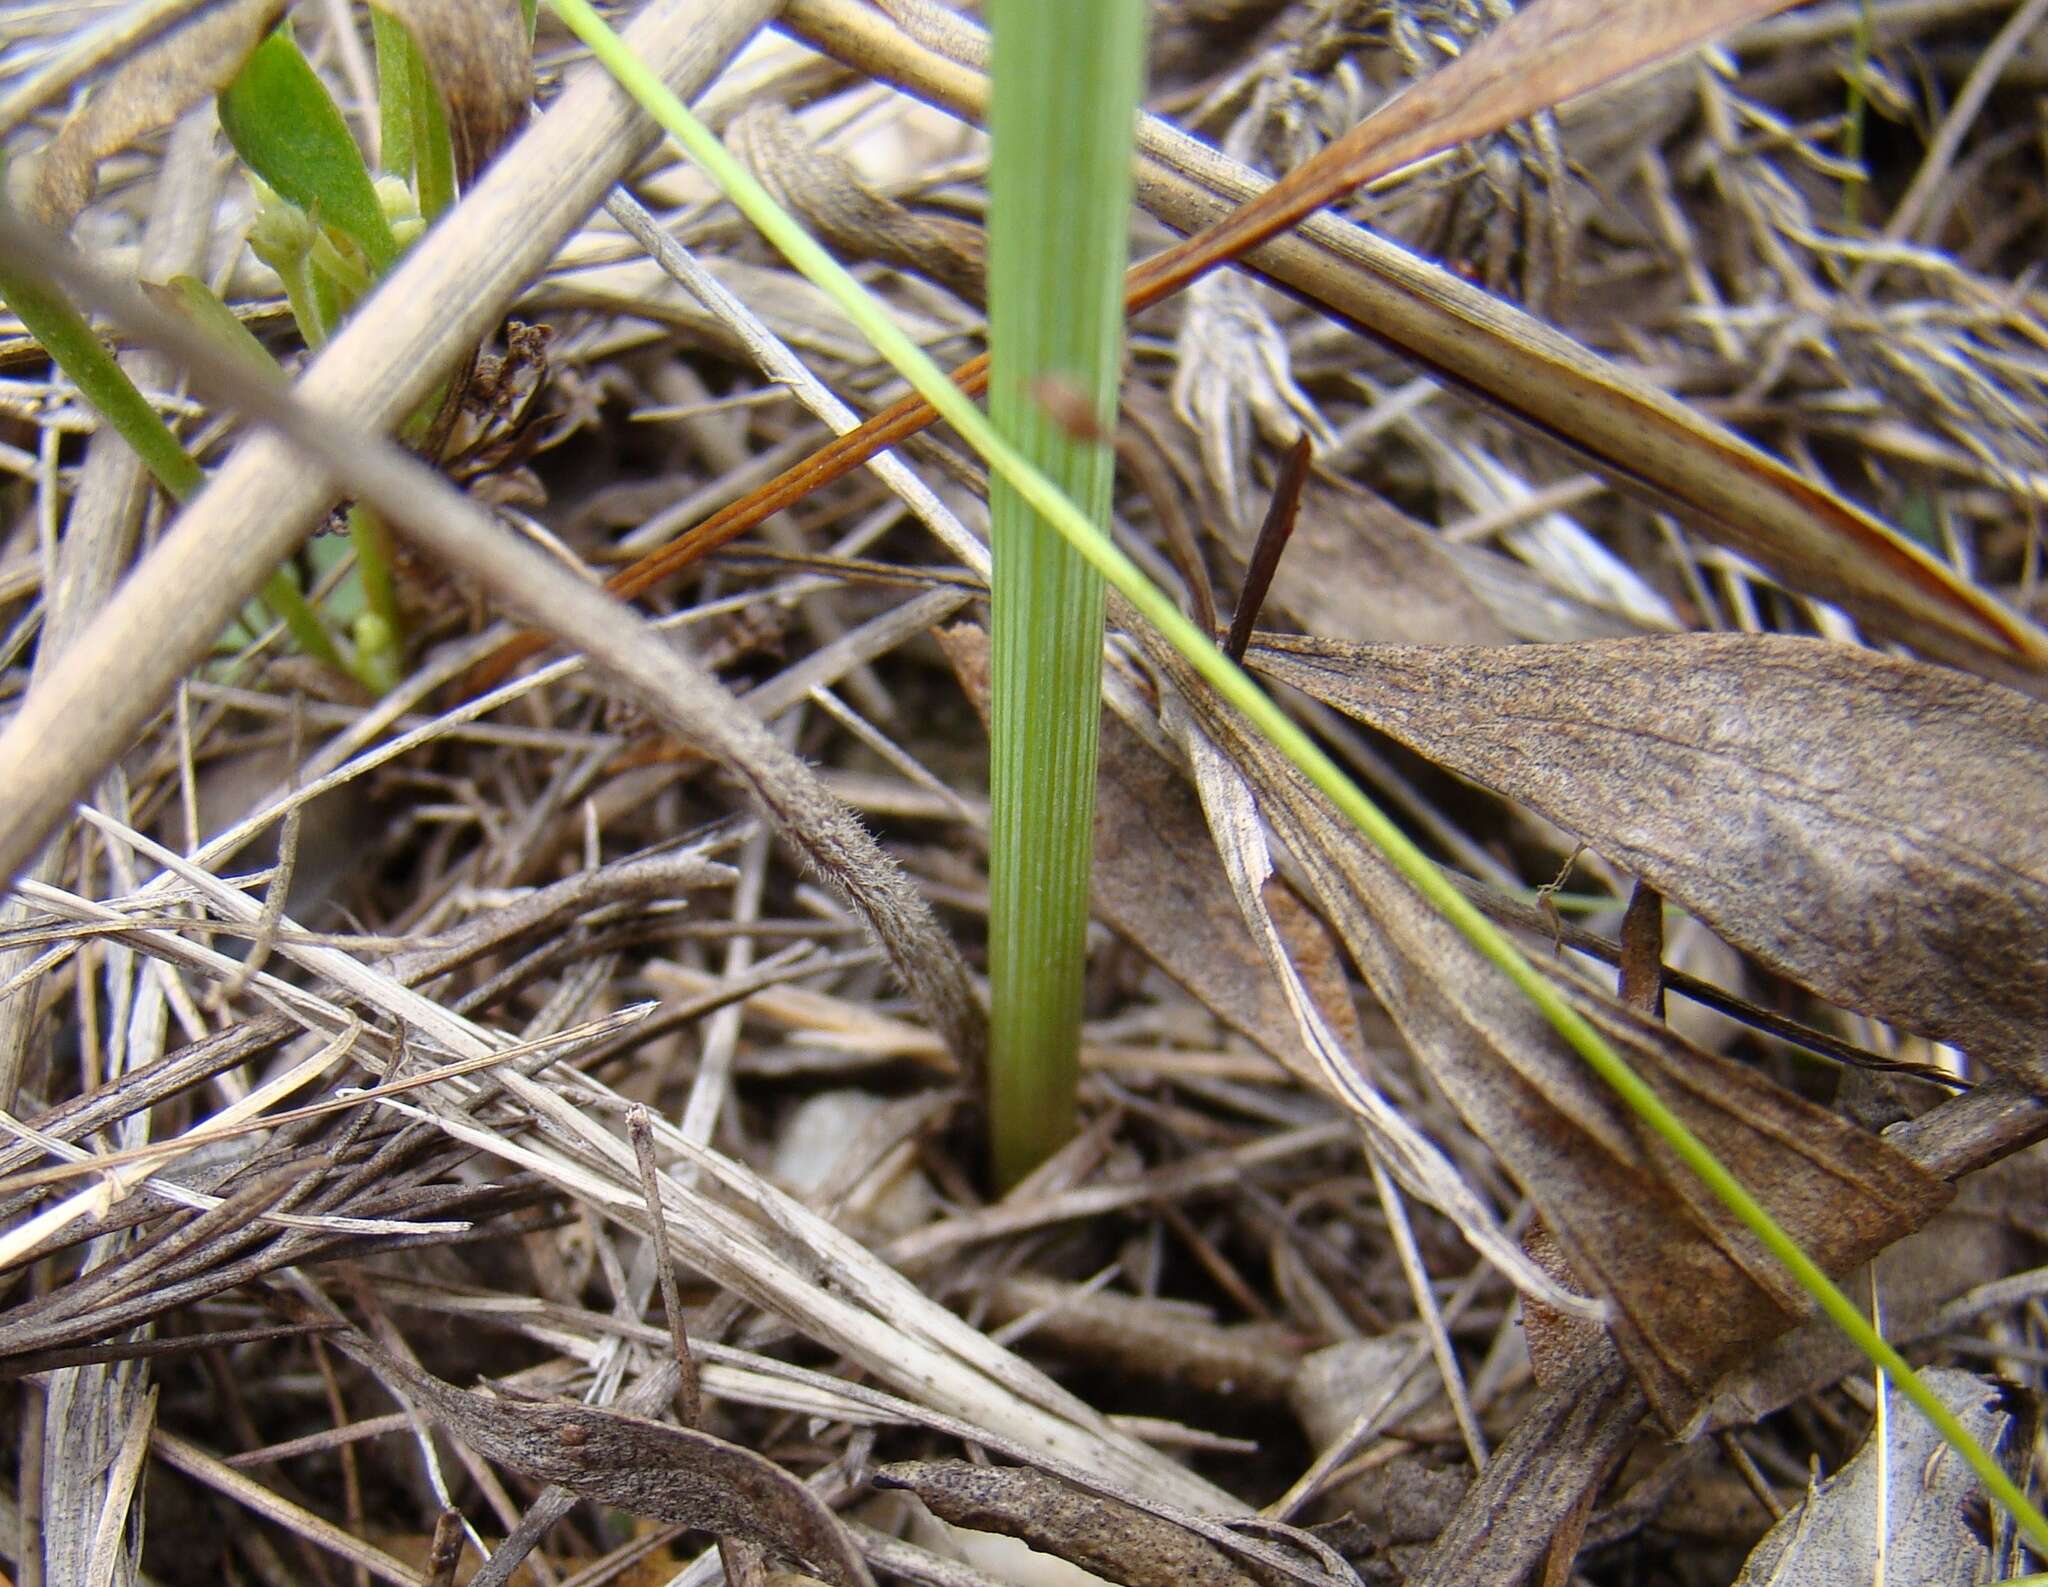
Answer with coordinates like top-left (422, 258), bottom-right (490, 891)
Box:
top-left (353, 1343), bottom-right (875, 1587)
top-left (23, 0), bottom-right (281, 226)
top-left (1402, 1340), bottom-right (1645, 1587)
top-left (1247, 633), bottom-right (2048, 1090)
top-left (874, 1461), bottom-right (1261, 1587)
top-left (373, 0), bottom-right (532, 186)
top-left (1151, 638), bottom-right (1952, 1431)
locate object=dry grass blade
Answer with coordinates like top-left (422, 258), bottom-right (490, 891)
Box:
top-left (151, 1426), bottom-right (427, 1587)
top-left (0, 1021), bottom-right (361, 1268)
top-left (601, 185), bottom-right (986, 573)
top-left (0, 850), bottom-right (719, 1195)
top-left (20, 0), bottom-right (279, 225)
top-left (1249, 634), bottom-right (2048, 1089)
top-left (0, 219), bottom-right (985, 1073)
top-left (385, 1071), bottom-right (1244, 1516)
top-left (1121, 0), bottom-right (1816, 305)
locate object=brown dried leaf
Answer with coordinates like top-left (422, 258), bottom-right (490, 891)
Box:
top-left (933, 622), bottom-right (1365, 1073)
top-left (1247, 633), bottom-right (2048, 1090)
top-left (874, 1460), bottom-right (1259, 1587)
top-left (1704, 1151), bottom-right (2043, 1430)
top-left (24, 0), bottom-right (281, 226)
top-left (355, 1345), bottom-right (874, 1587)
top-left (1155, 640), bottom-right (1952, 1431)
top-left (375, 0), bottom-right (531, 186)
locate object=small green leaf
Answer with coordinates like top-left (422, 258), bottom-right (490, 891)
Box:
top-left (219, 27), bottom-right (400, 275)
top-left (371, 6), bottom-right (456, 219)
top-left (371, 6), bottom-right (418, 183)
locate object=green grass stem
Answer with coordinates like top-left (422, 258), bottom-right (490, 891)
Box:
top-left (545, 0), bottom-right (2047, 1543)
top-left (984, 0), bottom-right (1145, 1186)
top-left (1843, 0), bottom-right (1875, 226)
top-left (347, 504), bottom-right (404, 692)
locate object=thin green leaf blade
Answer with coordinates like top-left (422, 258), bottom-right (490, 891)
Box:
top-left (153, 273), bottom-right (286, 378)
top-left (370, 6), bottom-right (457, 217)
top-left (371, 6), bottom-right (420, 187)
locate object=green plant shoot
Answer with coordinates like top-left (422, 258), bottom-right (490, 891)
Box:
top-left (985, 0), bottom-right (1147, 1187)
top-left (216, 20), bottom-right (449, 687)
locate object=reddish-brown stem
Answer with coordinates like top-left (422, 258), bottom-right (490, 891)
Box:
top-left (1224, 434), bottom-right (1313, 664)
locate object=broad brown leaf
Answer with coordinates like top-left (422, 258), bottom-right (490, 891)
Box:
top-left (1155, 639), bottom-right (1952, 1431)
top-left (1248, 634), bottom-right (2048, 1090)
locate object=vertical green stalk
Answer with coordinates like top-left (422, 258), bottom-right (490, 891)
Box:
top-left (985, 0), bottom-right (1146, 1187)
top-left (347, 504), bottom-right (403, 692)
